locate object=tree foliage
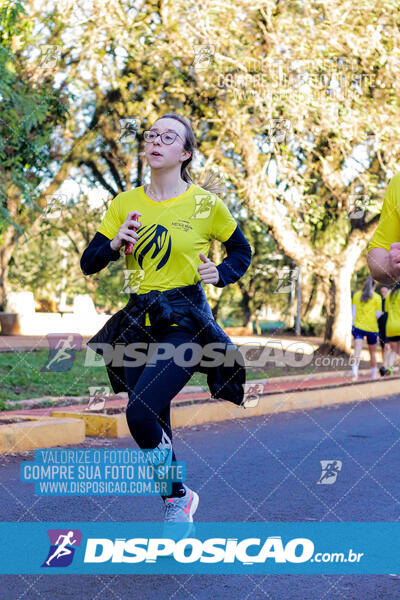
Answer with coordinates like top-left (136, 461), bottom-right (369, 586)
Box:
top-left (4, 0), bottom-right (400, 351)
top-left (0, 0), bottom-right (68, 307)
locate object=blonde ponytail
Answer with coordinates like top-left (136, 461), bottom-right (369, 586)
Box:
top-left (360, 276), bottom-right (375, 303)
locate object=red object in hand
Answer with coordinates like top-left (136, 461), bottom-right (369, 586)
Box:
top-left (124, 211), bottom-right (141, 255)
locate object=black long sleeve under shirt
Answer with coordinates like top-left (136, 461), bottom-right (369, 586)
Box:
top-left (80, 225), bottom-right (252, 287)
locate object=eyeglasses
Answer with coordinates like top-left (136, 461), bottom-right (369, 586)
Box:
top-left (143, 130), bottom-right (184, 145)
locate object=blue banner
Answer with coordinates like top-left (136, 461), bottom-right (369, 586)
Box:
top-left (0, 522), bottom-right (398, 574)
top-left (20, 449), bottom-right (186, 496)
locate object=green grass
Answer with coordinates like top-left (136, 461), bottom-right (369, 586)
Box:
top-left (0, 349), bottom-right (112, 403)
top-left (0, 348), bottom-right (287, 404)
top-left (0, 347), bottom-right (356, 406)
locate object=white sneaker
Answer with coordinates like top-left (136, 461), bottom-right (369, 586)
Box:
top-left (162, 484), bottom-right (199, 540)
top-left (163, 484), bottom-right (199, 523)
top-left (351, 365), bottom-right (359, 381)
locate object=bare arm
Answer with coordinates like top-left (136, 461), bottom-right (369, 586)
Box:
top-left (367, 244), bottom-right (400, 285)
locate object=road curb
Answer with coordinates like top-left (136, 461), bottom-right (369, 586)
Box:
top-left (4, 368), bottom-right (393, 412)
top-left (3, 386), bottom-right (207, 412)
top-left (50, 411), bottom-right (130, 438)
top-left (0, 415), bottom-right (85, 454)
top-left (43, 376), bottom-right (400, 437)
top-left (168, 377), bottom-right (400, 428)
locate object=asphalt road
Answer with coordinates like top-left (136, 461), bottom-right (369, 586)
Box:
top-left (1, 394), bottom-right (400, 599)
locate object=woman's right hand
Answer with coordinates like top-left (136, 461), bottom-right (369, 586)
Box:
top-left (110, 212), bottom-right (142, 251)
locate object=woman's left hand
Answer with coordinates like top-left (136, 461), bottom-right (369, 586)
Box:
top-left (198, 252), bottom-right (220, 285)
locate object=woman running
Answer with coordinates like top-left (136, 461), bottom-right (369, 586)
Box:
top-left (80, 113), bottom-right (252, 525)
top-left (378, 286), bottom-right (390, 375)
top-left (351, 277), bottom-right (383, 380)
top-left (380, 281), bottom-right (400, 376)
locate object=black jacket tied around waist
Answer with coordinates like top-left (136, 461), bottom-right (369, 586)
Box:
top-left (87, 282), bottom-right (246, 406)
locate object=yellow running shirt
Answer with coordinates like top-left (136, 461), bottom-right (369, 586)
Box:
top-left (97, 184), bottom-right (237, 325)
top-left (385, 288), bottom-right (400, 337)
top-left (368, 172), bottom-right (400, 251)
top-left (352, 290), bottom-right (381, 332)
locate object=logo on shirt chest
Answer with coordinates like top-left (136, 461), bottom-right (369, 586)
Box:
top-left (133, 224), bottom-right (171, 271)
top-left (170, 219), bottom-right (193, 232)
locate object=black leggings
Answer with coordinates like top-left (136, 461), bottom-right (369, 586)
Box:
top-left (124, 326), bottom-right (198, 464)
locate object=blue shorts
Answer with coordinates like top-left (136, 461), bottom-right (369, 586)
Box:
top-left (352, 326), bottom-right (378, 345)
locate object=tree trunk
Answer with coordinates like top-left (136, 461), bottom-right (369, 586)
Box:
top-left (0, 227), bottom-right (16, 310)
top-left (241, 293), bottom-right (252, 327)
top-left (323, 277), bottom-right (335, 344)
top-left (295, 266), bottom-right (301, 336)
top-left (211, 297), bottom-right (221, 320)
top-left (307, 277), bottom-right (326, 323)
top-left (238, 131), bottom-right (381, 351)
top-left (235, 278), bottom-right (253, 332)
top-left (286, 282), bottom-right (296, 329)
top-left (299, 269), bottom-right (314, 319)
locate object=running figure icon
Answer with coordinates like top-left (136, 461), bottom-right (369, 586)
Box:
top-left (317, 460), bottom-right (343, 485)
top-left (45, 531), bottom-right (77, 566)
top-left (41, 334), bottom-right (82, 373)
top-left (44, 335), bottom-right (75, 371)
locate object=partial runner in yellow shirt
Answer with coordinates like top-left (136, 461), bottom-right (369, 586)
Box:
top-left (367, 172), bottom-right (400, 284)
top-left (379, 282), bottom-right (400, 376)
top-left (351, 277), bottom-right (383, 380)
